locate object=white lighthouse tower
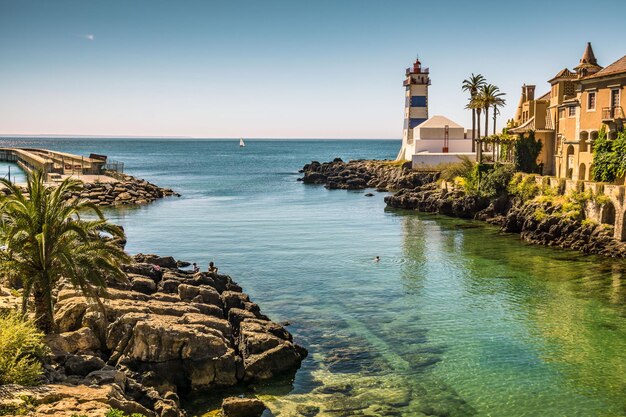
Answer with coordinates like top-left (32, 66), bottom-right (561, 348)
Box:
top-left (397, 57), bottom-right (430, 161)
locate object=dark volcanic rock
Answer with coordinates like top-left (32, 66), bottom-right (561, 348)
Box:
top-left (64, 354), bottom-right (106, 377)
top-left (300, 159), bottom-right (438, 191)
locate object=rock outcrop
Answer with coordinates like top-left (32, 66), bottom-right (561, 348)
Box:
top-left (0, 254), bottom-right (306, 417)
top-left (299, 158), bottom-right (438, 191)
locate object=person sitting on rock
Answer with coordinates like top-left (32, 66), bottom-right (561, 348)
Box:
top-left (192, 263), bottom-right (200, 273)
top-left (208, 261), bottom-right (218, 274)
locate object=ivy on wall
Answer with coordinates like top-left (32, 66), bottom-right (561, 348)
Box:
top-left (592, 129), bottom-right (626, 183)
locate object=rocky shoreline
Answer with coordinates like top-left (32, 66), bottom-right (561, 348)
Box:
top-left (76, 172), bottom-right (179, 207)
top-left (0, 170), bottom-right (179, 207)
top-left (301, 159), bottom-right (626, 258)
top-left (0, 254), bottom-right (307, 417)
top-left (298, 158), bottom-right (437, 191)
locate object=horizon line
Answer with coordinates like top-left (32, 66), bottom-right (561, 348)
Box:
top-left (0, 134), bottom-right (401, 140)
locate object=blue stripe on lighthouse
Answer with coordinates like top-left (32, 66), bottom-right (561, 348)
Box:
top-left (409, 118), bottom-right (427, 128)
top-left (410, 96), bottom-right (427, 107)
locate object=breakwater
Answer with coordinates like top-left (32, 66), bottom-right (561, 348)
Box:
top-left (0, 170), bottom-right (178, 207)
top-left (0, 254), bottom-right (306, 417)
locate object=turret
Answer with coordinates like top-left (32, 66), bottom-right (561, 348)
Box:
top-left (574, 42), bottom-right (602, 78)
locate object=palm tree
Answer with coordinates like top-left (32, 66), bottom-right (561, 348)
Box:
top-left (0, 171), bottom-right (129, 333)
top-left (462, 74), bottom-right (486, 152)
top-left (467, 95), bottom-right (485, 161)
top-left (479, 84), bottom-right (505, 140)
top-left (492, 97), bottom-right (506, 135)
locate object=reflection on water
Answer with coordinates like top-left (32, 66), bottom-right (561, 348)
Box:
top-left (0, 162), bottom-right (26, 183)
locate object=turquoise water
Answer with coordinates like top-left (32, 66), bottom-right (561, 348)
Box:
top-left (1, 138), bottom-right (626, 416)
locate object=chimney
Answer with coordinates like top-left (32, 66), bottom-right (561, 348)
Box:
top-left (525, 85), bottom-right (536, 101)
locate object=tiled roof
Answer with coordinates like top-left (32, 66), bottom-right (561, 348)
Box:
top-left (510, 116), bottom-right (535, 133)
top-left (510, 112), bottom-right (554, 133)
top-left (586, 54), bottom-right (626, 79)
top-left (580, 42), bottom-right (598, 66)
top-left (416, 115), bottom-right (463, 129)
top-left (550, 68), bottom-right (576, 81)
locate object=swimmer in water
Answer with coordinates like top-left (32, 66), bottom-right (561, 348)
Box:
top-left (374, 256), bottom-right (380, 262)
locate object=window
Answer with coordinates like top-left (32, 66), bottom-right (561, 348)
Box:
top-left (611, 89), bottom-right (620, 108)
top-left (568, 106), bottom-right (576, 117)
top-left (588, 92), bottom-right (596, 110)
top-left (559, 108), bottom-right (565, 119)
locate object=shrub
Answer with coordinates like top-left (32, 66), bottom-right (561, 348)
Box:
top-left (508, 174), bottom-right (540, 202)
top-left (594, 193), bottom-right (611, 206)
top-left (105, 409), bottom-right (146, 417)
top-left (592, 128), bottom-right (626, 182)
top-left (480, 164), bottom-right (515, 198)
top-left (514, 130), bottom-right (543, 174)
top-left (0, 395), bottom-right (36, 416)
top-left (0, 312), bottom-right (47, 386)
top-left (439, 156), bottom-right (475, 182)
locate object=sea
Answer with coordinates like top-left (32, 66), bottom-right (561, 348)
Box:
top-left (1, 138), bottom-right (625, 417)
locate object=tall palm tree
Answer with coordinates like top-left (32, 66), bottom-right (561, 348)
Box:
top-left (492, 97), bottom-right (506, 135)
top-left (462, 74), bottom-right (486, 152)
top-left (0, 171), bottom-right (129, 333)
top-left (480, 84), bottom-right (505, 140)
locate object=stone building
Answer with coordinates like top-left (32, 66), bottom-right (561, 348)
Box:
top-left (510, 43), bottom-right (626, 182)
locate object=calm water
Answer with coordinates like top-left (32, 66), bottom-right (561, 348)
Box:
top-left (2, 138), bottom-right (626, 417)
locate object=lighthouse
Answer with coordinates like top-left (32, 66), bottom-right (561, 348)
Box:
top-left (398, 57), bottom-right (430, 160)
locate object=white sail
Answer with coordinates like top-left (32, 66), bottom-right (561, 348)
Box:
top-left (239, 138), bottom-right (245, 147)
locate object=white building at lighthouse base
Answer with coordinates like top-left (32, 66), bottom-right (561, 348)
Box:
top-left (400, 115), bottom-right (476, 168)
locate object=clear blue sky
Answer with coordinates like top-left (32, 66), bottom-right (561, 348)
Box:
top-left (1, 0), bottom-right (624, 138)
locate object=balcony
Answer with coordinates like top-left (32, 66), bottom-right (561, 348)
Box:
top-left (602, 106), bottom-right (624, 121)
top-left (405, 67), bottom-right (430, 76)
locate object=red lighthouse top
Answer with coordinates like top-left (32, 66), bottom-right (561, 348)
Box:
top-left (413, 58), bottom-right (421, 73)
top-left (406, 57), bottom-right (429, 76)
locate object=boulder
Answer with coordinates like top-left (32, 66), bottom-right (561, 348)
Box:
top-left (221, 291), bottom-right (250, 310)
top-left (242, 342), bottom-right (303, 381)
top-left (221, 397), bottom-right (266, 417)
top-left (64, 354), bottom-right (106, 377)
top-left (134, 254), bottom-right (178, 269)
top-left (59, 327), bottom-right (102, 354)
top-left (130, 275), bottom-right (157, 295)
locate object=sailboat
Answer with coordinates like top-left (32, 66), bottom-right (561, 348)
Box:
top-left (239, 138), bottom-right (246, 147)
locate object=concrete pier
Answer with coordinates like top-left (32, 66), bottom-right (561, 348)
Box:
top-left (0, 148), bottom-right (118, 183)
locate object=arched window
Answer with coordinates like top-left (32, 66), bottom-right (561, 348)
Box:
top-left (566, 145), bottom-right (575, 179)
top-left (601, 202), bottom-right (616, 225)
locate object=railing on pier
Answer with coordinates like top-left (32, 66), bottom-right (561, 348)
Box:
top-left (105, 160), bottom-right (124, 173)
